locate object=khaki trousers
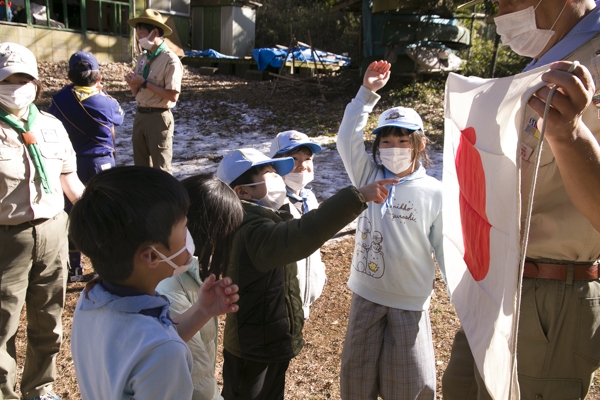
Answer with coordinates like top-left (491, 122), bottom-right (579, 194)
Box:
top-left (442, 277), bottom-right (600, 400)
top-left (0, 212), bottom-right (68, 399)
top-left (132, 109), bottom-right (174, 174)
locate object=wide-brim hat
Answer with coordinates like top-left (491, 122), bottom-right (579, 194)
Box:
top-left (127, 9), bottom-right (172, 37)
top-left (0, 42), bottom-right (38, 81)
top-left (217, 148), bottom-right (294, 185)
top-left (269, 130), bottom-right (322, 157)
top-left (372, 106), bottom-right (424, 135)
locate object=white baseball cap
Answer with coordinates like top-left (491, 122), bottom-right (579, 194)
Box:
top-left (217, 148), bottom-right (294, 185)
top-left (0, 42), bottom-right (38, 82)
top-left (372, 106), bottom-right (424, 134)
top-left (269, 130), bottom-right (322, 157)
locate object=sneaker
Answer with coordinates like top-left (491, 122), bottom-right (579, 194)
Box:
top-left (25, 391), bottom-right (61, 400)
top-left (68, 267), bottom-right (83, 282)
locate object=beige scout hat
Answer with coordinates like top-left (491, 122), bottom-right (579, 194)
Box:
top-left (127, 9), bottom-right (173, 37)
top-left (0, 42), bottom-right (38, 81)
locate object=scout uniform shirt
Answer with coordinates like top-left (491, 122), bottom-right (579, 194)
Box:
top-left (134, 44), bottom-right (183, 109)
top-left (0, 110), bottom-right (77, 225)
top-left (520, 34), bottom-right (600, 262)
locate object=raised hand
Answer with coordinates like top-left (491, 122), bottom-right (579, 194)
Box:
top-left (363, 60), bottom-right (392, 93)
top-left (197, 274), bottom-right (239, 317)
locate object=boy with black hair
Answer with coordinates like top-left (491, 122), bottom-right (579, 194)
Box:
top-left (48, 50), bottom-right (124, 281)
top-left (69, 166), bottom-right (239, 400)
top-left (216, 148), bottom-right (396, 399)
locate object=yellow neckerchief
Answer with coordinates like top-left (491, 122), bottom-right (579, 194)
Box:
top-left (72, 85), bottom-right (100, 102)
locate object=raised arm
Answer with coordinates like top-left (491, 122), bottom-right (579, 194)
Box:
top-left (172, 274), bottom-right (239, 342)
top-left (528, 61), bottom-right (600, 232)
top-left (337, 61), bottom-right (392, 187)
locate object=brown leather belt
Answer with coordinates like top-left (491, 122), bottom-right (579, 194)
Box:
top-left (137, 107), bottom-right (168, 113)
top-left (523, 261), bottom-right (599, 281)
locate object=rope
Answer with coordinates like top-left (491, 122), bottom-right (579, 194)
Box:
top-left (509, 60), bottom-right (580, 399)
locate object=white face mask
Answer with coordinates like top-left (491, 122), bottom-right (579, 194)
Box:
top-left (494, 0), bottom-right (567, 58)
top-left (138, 36), bottom-right (156, 51)
top-left (245, 176), bottom-right (288, 210)
top-left (150, 229), bottom-right (195, 277)
top-left (379, 147), bottom-right (413, 174)
top-left (0, 83), bottom-right (36, 111)
top-left (284, 170), bottom-right (314, 192)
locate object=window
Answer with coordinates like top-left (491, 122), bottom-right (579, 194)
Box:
top-left (148, 0), bottom-right (189, 17)
top-left (1, 0), bottom-right (131, 36)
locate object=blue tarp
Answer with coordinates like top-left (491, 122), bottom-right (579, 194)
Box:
top-left (184, 49), bottom-right (239, 59)
top-left (184, 47), bottom-right (352, 71)
top-left (251, 46), bottom-right (351, 71)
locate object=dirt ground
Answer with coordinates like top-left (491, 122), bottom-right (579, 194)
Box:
top-left (11, 62), bottom-right (600, 399)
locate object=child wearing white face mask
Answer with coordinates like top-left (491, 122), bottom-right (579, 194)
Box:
top-left (337, 60), bottom-right (445, 400)
top-left (269, 130), bottom-right (326, 320)
top-left (69, 166), bottom-right (240, 400)
top-left (216, 147), bottom-right (397, 400)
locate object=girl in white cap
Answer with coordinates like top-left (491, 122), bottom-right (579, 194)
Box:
top-left (0, 42), bottom-right (84, 400)
top-left (336, 60), bottom-right (444, 400)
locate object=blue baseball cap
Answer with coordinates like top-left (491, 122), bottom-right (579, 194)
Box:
top-left (372, 106), bottom-right (424, 134)
top-left (69, 51), bottom-right (100, 72)
top-left (217, 148), bottom-right (295, 185)
top-left (269, 130), bottom-right (322, 157)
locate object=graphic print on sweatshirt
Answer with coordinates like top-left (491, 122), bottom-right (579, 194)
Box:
top-left (383, 199), bottom-right (418, 224)
top-left (353, 216), bottom-right (385, 278)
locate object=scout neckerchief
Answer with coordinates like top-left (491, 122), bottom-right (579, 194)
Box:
top-left (286, 188), bottom-right (310, 214)
top-left (48, 86), bottom-right (116, 154)
top-left (142, 41), bottom-right (167, 80)
top-left (380, 164), bottom-right (425, 218)
top-left (0, 105), bottom-right (52, 193)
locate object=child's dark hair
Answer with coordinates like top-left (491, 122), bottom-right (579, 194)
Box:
top-left (69, 166), bottom-right (189, 283)
top-left (372, 126), bottom-right (431, 167)
top-left (136, 22), bottom-right (164, 37)
top-left (68, 69), bottom-right (101, 87)
top-left (181, 174), bottom-right (243, 280)
top-left (229, 165), bottom-right (264, 188)
top-left (273, 145), bottom-right (313, 159)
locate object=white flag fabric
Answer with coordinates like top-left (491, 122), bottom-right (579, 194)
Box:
top-left (443, 66), bottom-right (549, 400)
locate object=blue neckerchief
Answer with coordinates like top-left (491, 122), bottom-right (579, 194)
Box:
top-left (286, 187), bottom-right (310, 213)
top-left (380, 164), bottom-right (427, 218)
top-left (100, 280), bottom-right (175, 325)
top-left (523, 2), bottom-right (600, 72)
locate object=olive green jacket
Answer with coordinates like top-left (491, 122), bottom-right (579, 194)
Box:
top-left (223, 186), bottom-right (367, 363)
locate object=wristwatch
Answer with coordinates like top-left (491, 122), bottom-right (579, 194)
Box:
top-left (140, 79), bottom-right (148, 89)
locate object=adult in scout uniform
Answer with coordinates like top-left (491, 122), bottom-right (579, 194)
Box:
top-left (0, 42), bottom-right (84, 400)
top-left (125, 8), bottom-right (183, 174)
top-left (442, 0), bottom-right (600, 399)
top-left (48, 50), bottom-right (124, 282)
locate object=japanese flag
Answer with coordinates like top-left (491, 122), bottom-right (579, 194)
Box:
top-left (443, 66), bottom-right (548, 400)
